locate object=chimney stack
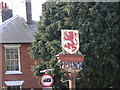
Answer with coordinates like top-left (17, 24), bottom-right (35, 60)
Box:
top-left (2, 9), bottom-right (13, 22)
top-left (0, 2), bottom-right (13, 22)
top-left (25, 0), bottom-right (32, 24)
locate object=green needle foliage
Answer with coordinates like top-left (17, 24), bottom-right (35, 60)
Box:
top-left (30, 2), bottom-right (120, 88)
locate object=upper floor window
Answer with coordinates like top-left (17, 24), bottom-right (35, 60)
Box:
top-left (4, 45), bottom-right (22, 74)
top-left (5, 48), bottom-right (19, 71)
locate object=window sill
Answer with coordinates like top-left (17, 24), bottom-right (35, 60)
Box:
top-left (5, 71), bottom-right (22, 75)
top-left (4, 81), bottom-right (24, 86)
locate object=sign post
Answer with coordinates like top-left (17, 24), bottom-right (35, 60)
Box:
top-left (56, 29), bottom-right (85, 90)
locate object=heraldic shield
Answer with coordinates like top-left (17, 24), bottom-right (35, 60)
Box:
top-left (61, 30), bottom-right (79, 54)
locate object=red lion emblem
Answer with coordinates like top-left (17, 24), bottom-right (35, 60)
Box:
top-left (64, 31), bottom-right (78, 52)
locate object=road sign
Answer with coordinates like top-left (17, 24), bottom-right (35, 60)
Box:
top-left (40, 74), bottom-right (54, 87)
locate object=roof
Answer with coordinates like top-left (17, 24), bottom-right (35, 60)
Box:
top-left (0, 15), bottom-right (36, 44)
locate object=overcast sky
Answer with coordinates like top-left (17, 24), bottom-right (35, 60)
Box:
top-left (0, 0), bottom-right (47, 21)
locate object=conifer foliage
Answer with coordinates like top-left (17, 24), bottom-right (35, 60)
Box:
top-left (30, 2), bottom-right (120, 88)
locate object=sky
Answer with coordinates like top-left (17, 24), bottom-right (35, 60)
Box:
top-left (1, 0), bottom-right (118, 21)
top-left (0, 0), bottom-right (47, 21)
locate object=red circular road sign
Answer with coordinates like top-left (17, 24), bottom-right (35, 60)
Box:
top-left (40, 74), bottom-right (54, 87)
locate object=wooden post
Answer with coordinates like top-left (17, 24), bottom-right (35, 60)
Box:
top-left (68, 73), bottom-right (77, 90)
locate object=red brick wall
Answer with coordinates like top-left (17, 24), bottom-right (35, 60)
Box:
top-left (2, 44), bottom-right (41, 88)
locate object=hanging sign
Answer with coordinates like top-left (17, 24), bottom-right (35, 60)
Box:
top-left (61, 30), bottom-right (79, 54)
top-left (40, 74), bottom-right (54, 87)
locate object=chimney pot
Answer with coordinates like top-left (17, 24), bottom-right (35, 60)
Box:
top-left (1, 2), bottom-right (4, 9)
top-left (5, 3), bottom-right (7, 8)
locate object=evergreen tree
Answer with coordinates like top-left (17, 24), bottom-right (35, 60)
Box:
top-left (30, 2), bottom-right (120, 88)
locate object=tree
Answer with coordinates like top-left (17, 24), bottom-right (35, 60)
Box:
top-left (30, 2), bottom-right (120, 88)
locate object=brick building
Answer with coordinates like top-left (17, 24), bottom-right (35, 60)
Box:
top-left (0, 0), bottom-right (41, 90)
top-left (0, 15), bottom-right (40, 89)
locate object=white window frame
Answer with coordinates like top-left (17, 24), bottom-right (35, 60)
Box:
top-left (4, 44), bottom-right (22, 74)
